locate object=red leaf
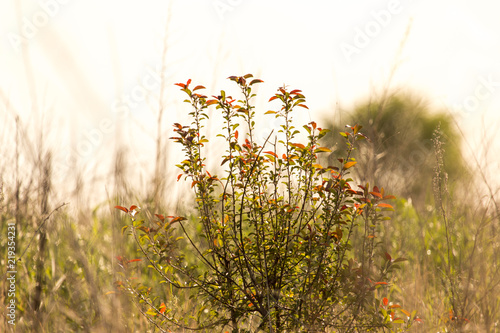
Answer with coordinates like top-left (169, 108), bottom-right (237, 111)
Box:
top-left (263, 151), bottom-right (278, 158)
top-left (206, 99), bottom-right (218, 106)
top-left (177, 174), bottom-right (182, 181)
top-left (170, 216), bottom-right (187, 223)
top-left (155, 214), bottom-right (165, 222)
top-left (297, 104), bottom-right (309, 109)
top-left (269, 96), bottom-right (278, 102)
top-left (375, 281), bottom-right (388, 285)
top-left (193, 85), bottom-right (205, 91)
top-left (129, 205), bottom-right (139, 211)
top-left (174, 83), bottom-right (185, 88)
top-left (290, 89), bottom-right (302, 94)
top-left (235, 130), bottom-right (239, 139)
top-left (186, 79), bottom-right (191, 86)
top-left (159, 302), bottom-right (166, 314)
top-left (385, 252), bottom-right (392, 261)
top-left (383, 297), bottom-right (389, 306)
top-left (127, 259), bottom-right (142, 263)
top-left (115, 206), bottom-right (128, 213)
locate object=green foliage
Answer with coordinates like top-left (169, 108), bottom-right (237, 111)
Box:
top-left (323, 94), bottom-right (467, 205)
top-left (116, 75), bottom-right (419, 332)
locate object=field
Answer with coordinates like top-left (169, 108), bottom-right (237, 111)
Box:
top-left (1, 77), bottom-right (499, 333)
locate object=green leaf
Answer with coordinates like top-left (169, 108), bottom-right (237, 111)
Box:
top-left (249, 79), bottom-right (263, 85)
top-left (121, 225), bottom-right (128, 235)
top-left (146, 308), bottom-right (157, 316)
top-left (314, 147), bottom-right (331, 153)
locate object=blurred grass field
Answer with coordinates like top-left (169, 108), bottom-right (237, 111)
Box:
top-left (1, 87), bottom-right (499, 332)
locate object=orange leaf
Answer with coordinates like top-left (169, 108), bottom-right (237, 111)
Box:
top-left (291, 143), bottom-right (306, 149)
top-left (343, 161), bottom-right (357, 169)
top-left (127, 259), bottom-right (142, 263)
top-left (383, 297), bottom-right (389, 306)
top-left (170, 216), bottom-right (187, 223)
top-left (235, 130), bottom-right (239, 139)
top-left (378, 203), bottom-right (393, 209)
top-left (159, 302), bottom-right (167, 314)
top-left (263, 151), bottom-right (278, 158)
top-left (400, 309), bottom-right (411, 317)
top-left (177, 174), bottom-right (182, 181)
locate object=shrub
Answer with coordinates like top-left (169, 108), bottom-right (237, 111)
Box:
top-left (115, 75), bottom-right (419, 332)
top-left (322, 94), bottom-right (467, 207)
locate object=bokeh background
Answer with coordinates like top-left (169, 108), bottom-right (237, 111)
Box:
top-left (1, 0), bottom-right (500, 331)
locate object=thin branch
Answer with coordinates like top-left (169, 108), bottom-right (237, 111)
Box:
top-left (17, 202), bottom-right (68, 263)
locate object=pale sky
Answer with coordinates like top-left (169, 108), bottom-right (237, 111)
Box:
top-left (1, 0), bottom-right (499, 203)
